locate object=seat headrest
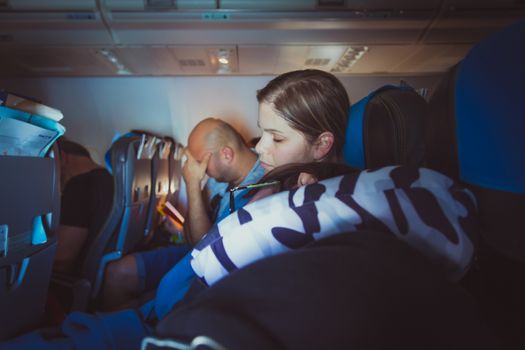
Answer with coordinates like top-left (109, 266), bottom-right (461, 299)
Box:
top-left (454, 18), bottom-right (525, 194)
top-left (343, 85), bottom-right (428, 169)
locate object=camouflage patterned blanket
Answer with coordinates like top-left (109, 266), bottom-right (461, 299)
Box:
top-left (191, 166), bottom-right (477, 286)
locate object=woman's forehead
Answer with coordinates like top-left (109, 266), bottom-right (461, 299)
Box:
top-left (258, 102), bottom-right (300, 136)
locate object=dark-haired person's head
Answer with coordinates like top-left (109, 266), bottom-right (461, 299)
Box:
top-left (57, 137), bottom-right (99, 189)
top-left (57, 137), bottom-right (91, 158)
top-left (255, 69), bottom-right (350, 172)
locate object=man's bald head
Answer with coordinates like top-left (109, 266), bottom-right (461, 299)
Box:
top-left (188, 118), bottom-right (245, 160)
top-left (185, 117), bottom-right (258, 187)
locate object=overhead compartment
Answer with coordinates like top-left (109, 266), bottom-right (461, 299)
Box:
top-left (105, 0), bottom-right (146, 11)
top-left (421, 0), bottom-right (525, 44)
top-left (329, 0), bottom-right (440, 10)
top-left (220, 0), bottom-right (317, 10)
top-left (6, 0), bottom-right (96, 10)
top-left (105, 0), bottom-right (218, 10)
top-left (443, 0), bottom-right (521, 9)
top-left (0, 0), bottom-right (113, 46)
top-left (0, 13), bottom-right (114, 45)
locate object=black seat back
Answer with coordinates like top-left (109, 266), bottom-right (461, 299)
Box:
top-left (0, 123), bottom-right (62, 339)
top-left (153, 232), bottom-right (499, 350)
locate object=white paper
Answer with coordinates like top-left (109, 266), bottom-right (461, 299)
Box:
top-left (0, 116), bottom-right (57, 156)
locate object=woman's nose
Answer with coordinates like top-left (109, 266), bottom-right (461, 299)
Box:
top-left (254, 135), bottom-right (267, 155)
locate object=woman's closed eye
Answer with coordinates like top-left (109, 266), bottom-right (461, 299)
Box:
top-left (271, 134), bottom-right (285, 143)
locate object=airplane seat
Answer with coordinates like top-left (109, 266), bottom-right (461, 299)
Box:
top-left (426, 18), bottom-right (525, 348)
top-left (0, 111), bottom-right (64, 339)
top-left (143, 149), bottom-right (160, 243)
top-left (343, 84), bottom-right (428, 170)
top-left (86, 133), bottom-right (155, 299)
top-left (166, 139), bottom-right (183, 205)
top-left (142, 139), bottom-right (172, 246)
top-left (342, 84), bottom-right (481, 282)
top-left (53, 133), bottom-right (155, 311)
top-left (167, 141), bottom-right (187, 221)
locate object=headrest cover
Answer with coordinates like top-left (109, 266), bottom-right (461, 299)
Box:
top-left (343, 93), bottom-right (368, 168)
top-left (343, 85), bottom-right (426, 169)
top-left (455, 18), bottom-right (525, 194)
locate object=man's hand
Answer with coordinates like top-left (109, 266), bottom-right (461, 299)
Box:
top-left (182, 148), bottom-right (213, 246)
top-left (182, 148), bottom-right (211, 189)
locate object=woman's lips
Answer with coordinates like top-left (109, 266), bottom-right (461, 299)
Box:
top-left (260, 161), bottom-right (273, 171)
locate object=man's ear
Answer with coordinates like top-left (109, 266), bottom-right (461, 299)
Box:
top-left (312, 132), bottom-right (334, 161)
top-left (220, 146), bottom-right (234, 163)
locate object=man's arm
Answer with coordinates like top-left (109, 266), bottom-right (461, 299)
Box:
top-left (53, 225), bottom-right (89, 273)
top-left (183, 150), bottom-right (213, 246)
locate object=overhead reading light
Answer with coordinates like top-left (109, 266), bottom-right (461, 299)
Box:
top-left (208, 48), bottom-right (235, 74)
top-left (99, 48), bottom-right (132, 75)
top-left (331, 46), bottom-right (368, 73)
top-left (216, 49), bottom-right (231, 73)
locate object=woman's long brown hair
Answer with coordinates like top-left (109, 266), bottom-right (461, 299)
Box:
top-left (247, 162), bottom-right (358, 197)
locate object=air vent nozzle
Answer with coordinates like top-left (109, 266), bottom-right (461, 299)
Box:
top-left (179, 59), bottom-right (206, 67)
top-left (305, 58), bottom-right (331, 66)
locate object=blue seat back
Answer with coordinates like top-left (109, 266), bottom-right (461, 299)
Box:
top-left (455, 20), bottom-right (525, 195)
top-left (428, 18), bottom-right (525, 262)
top-left (83, 135), bottom-right (153, 297)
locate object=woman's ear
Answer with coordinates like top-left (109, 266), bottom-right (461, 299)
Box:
top-left (312, 131), bottom-right (334, 161)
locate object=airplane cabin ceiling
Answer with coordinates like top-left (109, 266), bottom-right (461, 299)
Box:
top-left (0, 0), bottom-right (523, 77)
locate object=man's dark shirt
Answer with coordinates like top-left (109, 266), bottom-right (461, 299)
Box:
top-left (60, 168), bottom-right (113, 270)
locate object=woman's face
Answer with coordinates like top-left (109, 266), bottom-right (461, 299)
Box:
top-left (255, 101), bottom-right (315, 172)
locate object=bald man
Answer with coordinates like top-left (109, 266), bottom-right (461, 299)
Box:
top-left (182, 118), bottom-right (262, 244)
top-left (102, 118), bottom-right (264, 309)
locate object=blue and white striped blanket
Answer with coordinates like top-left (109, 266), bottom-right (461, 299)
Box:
top-left (190, 166), bottom-right (477, 285)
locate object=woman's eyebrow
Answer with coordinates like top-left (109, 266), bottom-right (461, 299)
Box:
top-left (257, 119), bottom-right (284, 134)
top-left (263, 127), bottom-right (284, 134)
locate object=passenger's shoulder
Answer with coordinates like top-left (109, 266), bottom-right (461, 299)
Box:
top-left (68, 168), bottom-right (112, 190)
top-left (206, 177), bottom-right (228, 196)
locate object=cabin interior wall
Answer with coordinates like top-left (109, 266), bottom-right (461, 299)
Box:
top-left (0, 74), bottom-right (441, 164)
